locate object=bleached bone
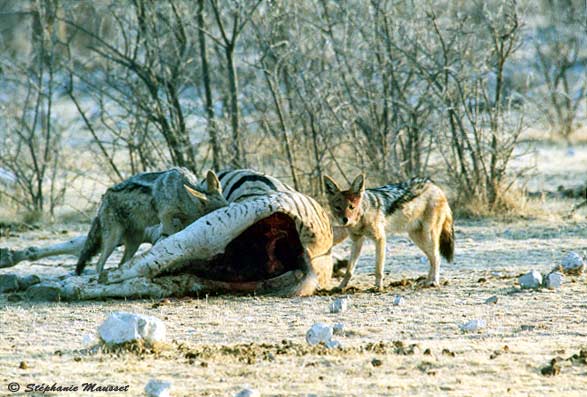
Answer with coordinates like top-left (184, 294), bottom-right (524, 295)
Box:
top-left (0, 226), bottom-right (162, 269)
top-left (1, 236), bottom-right (86, 268)
top-left (19, 190), bottom-right (333, 299)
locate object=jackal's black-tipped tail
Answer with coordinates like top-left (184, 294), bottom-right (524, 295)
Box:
top-left (439, 214), bottom-right (454, 263)
top-left (75, 217), bottom-right (102, 275)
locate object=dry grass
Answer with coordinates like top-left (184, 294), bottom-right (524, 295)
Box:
top-left (452, 186), bottom-right (582, 221)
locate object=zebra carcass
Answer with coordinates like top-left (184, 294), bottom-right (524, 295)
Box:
top-left (2, 188), bottom-right (334, 300)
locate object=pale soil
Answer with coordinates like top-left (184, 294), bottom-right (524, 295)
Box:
top-left (1, 213), bottom-right (587, 397)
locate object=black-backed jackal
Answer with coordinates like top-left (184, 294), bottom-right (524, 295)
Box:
top-left (75, 168), bottom-right (227, 275)
top-left (323, 174), bottom-right (454, 289)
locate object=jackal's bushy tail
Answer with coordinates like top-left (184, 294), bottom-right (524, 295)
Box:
top-left (75, 217), bottom-right (102, 274)
top-left (439, 213), bottom-right (454, 263)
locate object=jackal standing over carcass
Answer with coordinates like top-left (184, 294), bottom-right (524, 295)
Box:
top-left (75, 168), bottom-right (227, 275)
top-left (323, 174), bottom-right (454, 289)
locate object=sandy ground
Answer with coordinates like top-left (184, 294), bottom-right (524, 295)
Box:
top-left (1, 213), bottom-right (587, 397)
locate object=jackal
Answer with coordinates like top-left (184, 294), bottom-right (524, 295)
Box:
top-left (75, 168), bottom-right (227, 275)
top-left (323, 174), bottom-right (454, 289)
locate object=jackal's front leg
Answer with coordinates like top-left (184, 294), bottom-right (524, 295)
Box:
top-left (374, 237), bottom-right (386, 290)
top-left (339, 236), bottom-right (364, 289)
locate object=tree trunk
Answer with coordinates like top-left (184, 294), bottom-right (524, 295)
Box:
top-left (198, 0), bottom-right (220, 170)
top-left (226, 45), bottom-right (242, 168)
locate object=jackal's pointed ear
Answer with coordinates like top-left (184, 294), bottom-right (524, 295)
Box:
top-left (205, 170), bottom-right (222, 194)
top-left (323, 175), bottom-right (341, 196)
top-left (350, 174), bottom-right (365, 195)
top-left (185, 184), bottom-right (208, 204)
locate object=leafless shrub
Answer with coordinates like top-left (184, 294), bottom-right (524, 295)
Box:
top-left (531, 0), bottom-right (587, 142)
top-left (0, 0), bottom-right (70, 220)
top-left (2, 0), bottom-right (583, 219)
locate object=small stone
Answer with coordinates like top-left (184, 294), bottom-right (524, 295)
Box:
top-left (518, 270), bottom-right (542, 289)
top-left (82, 333), bottom-right (97, 346)
top-left (0, 274), bottom-right (19, 293)
top-left (371, 358), bottom-right (383, 367)
top-left (332, 322), bottom-right (345, 336)
top-left (561, 252), bottom-right (585, 274)
top-left (544, 272), bottom-right (564, 289)
top-left (19, 361), bottom-right (28, 369)
top-left (419, 256), bottom-right (428, 264)
top-left (145, 380), bottom-right (172, 397)
top-left (460, 319), bottom-right (486, 332)
top-left (423, 348), bottom-right (432, 355)
top-left (234, 388), bottom-right (260, 397)
top-left (98, 312), bottom-right (166, 345)
top-left (325, 339), bottom-right (342, 349)
top-left (329, 298), bottom-right (348, 313)
top-left (484, 296), bottom-right (498, 304)
top-left (392, 295), bottom-right (405, 306)
top-left (305, 323), bottom-right (333, 346)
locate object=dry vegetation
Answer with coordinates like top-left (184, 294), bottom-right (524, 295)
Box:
top-left (0, 0), bottom-right (585, 219)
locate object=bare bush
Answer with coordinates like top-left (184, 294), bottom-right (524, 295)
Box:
top-left (0, 0), bottom-right (69, 219)
top-left (2, 0), bottom-right (584, 218)
top-left (531, 0), bottom-right (587, 142)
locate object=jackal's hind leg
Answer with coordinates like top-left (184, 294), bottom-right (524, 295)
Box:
top-left (374, 237), bottom-right (386, 290)
top-left (95, 227), bottom-right (123, 274)
top-left (339, 236), bottom-right (365, 289)
top-left (119, 235), bottom-right (143, 266)
top-left (409, 227), bottom-right (440, 286)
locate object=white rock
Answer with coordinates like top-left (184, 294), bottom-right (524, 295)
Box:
top-left (518, 270), bottom-right (542, 289)
top-left (332, 322), bottom-right (345, 336)
top-left (325, 339), bottom-right (342, 349)
top-left (545, 272), bottom-right (564, 289)
top-left (393, 295), bottom-right (405, 306)
top-left (98, 312), bottom-right (166, 345)
top-left (484, 296), bottom-right (498, 304)
top-left (460, 319), bottom-right (486, 332)
top-left (561, 252), bottom-right (585, 273)
top-left (145, 380), bottom-right (171, 397)
top-left (329, 298), bottom-right (348, 313)
top-left (305, 323), bottom-right (333, 345)
top-left (235, 388), bottom-right (260, 397)
top-left (82, 333), bottom-right (97, 346)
